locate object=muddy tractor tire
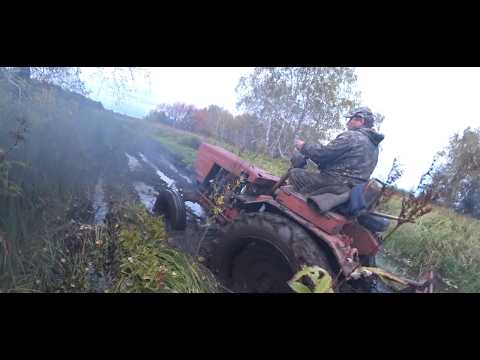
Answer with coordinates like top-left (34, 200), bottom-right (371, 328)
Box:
top-left (213, 212), bottom-right (334, 293)
top-left (153, 189), bottom-right (187, 231)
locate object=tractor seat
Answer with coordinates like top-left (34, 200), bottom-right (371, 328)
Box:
top-left (306, 180), bottom-right (383, 216)
top-left (277, 183), bottom-right (351, 214)
top-left (306, 192), bottom-right (351, 214)
top-left (278, 184), bottom-right (351, 214)
top-left (306, 183), bottom-right (391, 233)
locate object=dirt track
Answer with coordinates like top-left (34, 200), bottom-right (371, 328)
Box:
top-left (88, 133), bottom-right (217, 269)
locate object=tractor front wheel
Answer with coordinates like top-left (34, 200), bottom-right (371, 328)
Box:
top-left (153, 188), bottom-right (187, 231)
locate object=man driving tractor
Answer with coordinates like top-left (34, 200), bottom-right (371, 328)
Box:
top-left (154, 105), bottom-right (435, 293)
top-left (289, 107), bottom-right (385, 196)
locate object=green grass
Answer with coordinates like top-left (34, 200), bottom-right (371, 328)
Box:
top-left (154, 133), bottom-right (198, 166)
top-left (215, 141), bottom-right (290, 176)
top-left (127, 120), bottom-right (200, 166)
top-left (113, 203), bottom-right (218, 293)
top-left (379, 197), bottom-right (480, 292)
top-left (138, 120), bottom-right (290, 175)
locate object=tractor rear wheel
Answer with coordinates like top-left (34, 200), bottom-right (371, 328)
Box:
top-left (213, 212), bottom-right (335, 293)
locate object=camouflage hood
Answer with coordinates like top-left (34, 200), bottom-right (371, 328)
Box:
top-left (356, 128), bottom-right (384, 147)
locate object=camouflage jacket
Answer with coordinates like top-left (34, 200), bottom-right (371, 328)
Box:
top-left (300, 128), bottom-right (385, 186)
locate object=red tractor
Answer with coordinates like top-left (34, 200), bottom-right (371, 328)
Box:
top-left (154, 142), bottom-right (434, 293)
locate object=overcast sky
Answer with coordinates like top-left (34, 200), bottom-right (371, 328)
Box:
top-left (82, 67), bottom-right (480, 191)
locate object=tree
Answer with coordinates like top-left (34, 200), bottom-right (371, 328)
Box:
top-left (148, 102), bottom-right (198, 131)
top-left (373, 112), bottom-right (385, 133)
top-left (0, 67), bottom-right (150, 103)
top-left (236, 67), bottom-right (360, 158)
top-left (229, 113), bottom-right (264, 152)
top-left (191, 108), bottom-right (209, 135)
top-left (145, 109), bottom-right (174, 126)
top-left (432, 127), bottom-right (480, 218)
top-left (0, 67), bottom-right (88, 96)
top-left (204, 105), bottom-right (234, 141)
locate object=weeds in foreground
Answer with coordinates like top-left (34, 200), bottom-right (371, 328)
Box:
top-left (113, 204), bottom-right (218, 293)
top-left (3, 202), bottom-right (219, 293)
top-left (379, 198), bottom-right (480, 292)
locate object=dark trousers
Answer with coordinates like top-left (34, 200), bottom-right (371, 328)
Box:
top-left (288, 168), bottom-right (350, 196)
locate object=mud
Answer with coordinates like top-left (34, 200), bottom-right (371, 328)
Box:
top-left (82, 130), bottom-right (214, 271)
top-left (93, 177), bottom-right (108, 224)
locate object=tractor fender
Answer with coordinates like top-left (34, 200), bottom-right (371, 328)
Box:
top-left (239, 199), bottom-right (359, 276)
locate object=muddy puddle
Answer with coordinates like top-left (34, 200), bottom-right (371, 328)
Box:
top-left (133, 181), bottom-right (158, 212)
top-left (167, 163), bottom-right (193, 184)
top-left (93, 177), bottom-right (108, 224)
top-left (125, 152), bottom-right (142, 172)
top-left (138, 152), bottom-right (177, 189)
top-left (123, 152), bottom-right (203, 219)
top-left (132, 179), bottom-right (204, 219)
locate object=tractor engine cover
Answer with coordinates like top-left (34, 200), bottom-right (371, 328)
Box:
top-left (195, 143), bottom-right (280, 188)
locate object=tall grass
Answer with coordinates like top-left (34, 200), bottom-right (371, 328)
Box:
top-left (379, 197), bottom-right (480, 292)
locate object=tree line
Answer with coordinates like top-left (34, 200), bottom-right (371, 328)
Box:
top-left (145, 67), bottom-right (387, 158)
top-left (432, 127), bottom-right (480, 218)
top-left (144, 67), bottom-right (480, 219)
